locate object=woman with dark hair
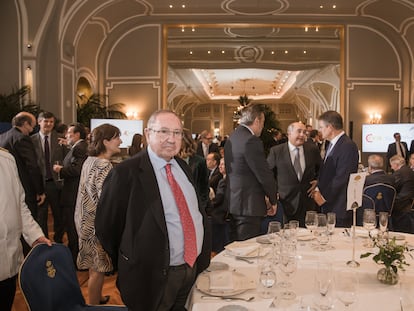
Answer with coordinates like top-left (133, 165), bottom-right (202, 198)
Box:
top-left (178, 129), bottom-right (209, 211)
top-left (128, 133), bottom-right (143, 156)
top-left (74, 123), bottom-right (122, 305)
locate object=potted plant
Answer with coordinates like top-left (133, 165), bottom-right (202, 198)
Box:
top-left (360, 237), bottom-right (411, 285)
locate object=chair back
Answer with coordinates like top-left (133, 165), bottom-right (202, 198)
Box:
top-left (363, 183), bottom-right (396, 215)
top-left (19, 243), bottom-right (86, 311)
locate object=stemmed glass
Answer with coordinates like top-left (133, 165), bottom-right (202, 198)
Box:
top-left (363, 209), bottom-right (376, 247)
top-left (258, 262), bottom-right (277, 298)
top-left (54, 161), bottom-right (64, 182)
top-left (278, 251), bottom-right (297, 299)
top-left (379, 212), bottom-right (389, 237)
top-left (315, 262), bottom-right (334, 310)
top-left (267, 221), bottom-right (282, 264)
top-left (315, 214), bottom-right (329, 251)
top-left (327, 212), bottom-right (336, 235)
top-left (305, 211), bottom-right (318, 235)
top-left (336, 269), bottom-right (358, 309)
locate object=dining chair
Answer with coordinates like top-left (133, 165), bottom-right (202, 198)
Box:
top-left (363, 183), bottom-right (396, 230)
top-left (19, 243), bottom-right (128, 311)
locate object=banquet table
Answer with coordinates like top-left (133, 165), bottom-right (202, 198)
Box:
top-left (188, 228), bottom-right (414, 311)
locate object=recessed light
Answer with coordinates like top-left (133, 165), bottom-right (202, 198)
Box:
top-left (182, 4), bottom-right (186, 8)
top-left (207, 50), bottom-right (211, 54)
top-left (284, 50), bottom-right (288, 54)
top-left (303, 50), bottom-right (307, 54)
top-left (332, 4), bottom-right (336, 9)
top-left (221, 50), bottom-right (225, 54)
top-left (169, 4), bottom-right (173, 8)
top-left (320, 5), bottom-right (323, 9)
top-left (189, 50), bottom-right (193, 55)
top-left (271, 51), bottom-right (275, 55)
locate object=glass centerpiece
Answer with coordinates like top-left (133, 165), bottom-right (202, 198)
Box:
top-left (360, 237), bottom-right (412, 285)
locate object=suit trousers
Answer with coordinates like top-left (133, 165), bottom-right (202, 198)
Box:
top-left (62, 204), bottom-right (79, 265)
top-left (0, 275), bottom-right (17, 311)
top-left (37, 180), bottom-right (64, 241)
top-left (157, 263), bottom-right (197, 311)
top-left (229, 215), bottom-right (263, 241)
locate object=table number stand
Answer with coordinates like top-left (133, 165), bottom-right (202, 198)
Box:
top-left (347, 202), bottom-right (360, 267)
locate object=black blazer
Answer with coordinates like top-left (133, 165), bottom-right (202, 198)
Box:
top-left (393, 165), bottom-right (414, 215)
top-left (59, 140), bottom-right (88, 208)
top-left (317, 134), bottom-right (359, 225)
top-left (209, 166), bottom-right (223, 194)
top-left (0, 127), bottom-right (44, 205)
top-left (224, 125), bottom-right (277, 216)
top-left (95, 149), bottom-right (211, 311)
top-left (364, 170), bottom-right (395, 187)
top-left (267, 142), bottom-right (321, 225)
top-left (196, 141), bottom-right (219, 158)
top-left (31, 130), bottom-right (68, 184)
top-left (188, 154), bottom-right (210, 211)
top-left (387, 141), bottom-right (409, 163)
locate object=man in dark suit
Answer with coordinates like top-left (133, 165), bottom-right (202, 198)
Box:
top-left (53, 123), bottom-right (88, 263)
top-left (206, 152), bottom-right (223, 193)
top-left (390, 155), bottom-right (414, 233)
top-left (364, 154), bottom-right (395, 187)
top-left (267, 122), bottom-right (321, 227)
top-left (386, 132), bottom-right (409, 171)
top-left (0, 112), bottom-right (46, 218)
top-left (312, 111), bottom-right (359, 227)
top-left (196, 130), bottom-right (219, 158)
top-left (224, 104), bottom-right (277, 241)
top-left (31, 112), bottom-right (68, 241)
top-left (95, 110), bottom-right (211, 311)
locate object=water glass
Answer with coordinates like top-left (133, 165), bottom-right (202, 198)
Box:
top-left (363, 209), bottom-right (376, 247)
top-left (379, 212), bottom-right (389, 233)
top-left (305, 211), bottom-right (318, 234)
top-left (258, 262), bottom-right (277, 298)
top-left (315, 261), bottom-right (334, 310)
top-left (336, 269), bottom-right (358, 309)
top-left (315, 214), bottom-right (329, 250)
top-left (327, 212), bottom-right (336, 235)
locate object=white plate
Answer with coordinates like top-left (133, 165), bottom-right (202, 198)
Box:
top-left (196, 271), bottom-right (255, 297)
top-left (217, 305), bottom-right (248, 311)
top-left (256, 236), bottom-right (271, 244)
top-left (207, 262), bottom-right (229, 271)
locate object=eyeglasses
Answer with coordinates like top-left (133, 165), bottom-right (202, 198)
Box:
top-left (149, 128), bottom-right (183, 139)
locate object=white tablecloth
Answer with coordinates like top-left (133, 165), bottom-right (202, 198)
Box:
top-left (189, 228), bottom-right (414, 311)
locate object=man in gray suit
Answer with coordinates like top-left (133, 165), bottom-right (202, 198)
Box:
top-left (224, 104), bottom-right (277, 241)
top-left (267, 122), bottom-right (321, 227)
top-left (31, 112), bottom-right (68, 241)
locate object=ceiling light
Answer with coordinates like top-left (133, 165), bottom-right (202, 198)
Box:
top-left (303, 50), bottom-right (307, 54)
top-left (320, 5), bottom-right (323, 9)
top-left (181, 26), bottom-right (185, 32)
top-left (207, 50), bottom-right (211, 54)
top-left (189, 50), bottom-right (193, 55)
top-left (182, 4), bottom-right (186, 8)
top-left (192, 27), bottom-right (195, 32)
top-left (316, 26), bottom-right (319, 32)
top-left (332, 4), bottom-right (336, 8)
top-left (284, 50), bottom-right (288, 54)
top-left (271, 51), bottom-right (275, 55)
top-left (305, 26), bottom-right (308, 32)
top-left (221, 50), bottom-right (225, 54)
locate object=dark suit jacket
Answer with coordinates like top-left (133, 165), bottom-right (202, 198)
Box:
top-left (31, 130), bottom-right (68, 184)
top-left (95, 150), bottom-right (211, 311)
top-left (209, 166), bottom-right (223, 193)
top-left (224, 125), bottom-right (277, 216)
top-left (364, 170), bottom-right (395, 187)
top-left (267, 142), bottom-right (321, 226)
top-left (209, 177), bottom-right (229, 224)
top-left (387, 141), bottom-right (409, 164)
top-left (0, 127), bottom-right (44, 207)
top-left (317, 134), bottom-right (359, 225)
top-left (196, 141), bottom-right (219, 158)
top-left (59, 140), bottom-right (88, 208)
top-left (392, 165), bottom-right (414, 216)
top-left (188, 154), bottom-right (210, 211)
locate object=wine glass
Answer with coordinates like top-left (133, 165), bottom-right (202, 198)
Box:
top-left (379, 212), bottom-right (389, 236)
top-left (258, 263), bottom-right (277, 298)
top-left (363, 209), bottom-right (376, 247)
top-left (315, 262), bottom-right (334, 310)
top-left (336, 269), bottom-right (358, 309)
top-left (315, 214), bottom-right (329, 251)
top-left (327, 212), bottom-right (336, 235)
top-left (278, 252), bottom-right (297, 299)
top-left (54, 161), bottom-right (63, 181)
top-left (305, 211), bottom-right (318, 235)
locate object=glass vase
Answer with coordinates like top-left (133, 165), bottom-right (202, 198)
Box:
top-left (377, 267), bottom-right (399, 285)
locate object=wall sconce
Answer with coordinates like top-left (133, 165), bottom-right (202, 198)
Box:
top-left (369, 113), bottom-right (382, 124)
top-left (126, 111), bottom-right (138, 119)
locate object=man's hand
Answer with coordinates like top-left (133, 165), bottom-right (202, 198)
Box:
top-left (32, 236), bottom-right (52, 247)
top-left (307, 180), bottom-right (318, 195)
top-left (266, 204), bottom-right (277, 216)
top-left (37, 193), bottom-right (46, 206)
top-left (313, 190), bottom-right (326, 206)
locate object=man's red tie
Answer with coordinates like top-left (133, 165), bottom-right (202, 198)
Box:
top-left (165, 163), bottom-right (197, 267)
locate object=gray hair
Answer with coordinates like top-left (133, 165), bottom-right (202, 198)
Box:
top-left (239, 104), bottom-right (265, 126)
top-left (367, 154), bottom-right (384, 169)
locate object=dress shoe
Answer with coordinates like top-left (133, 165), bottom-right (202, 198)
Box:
top-left (99, 295), bottom-right (110, 304)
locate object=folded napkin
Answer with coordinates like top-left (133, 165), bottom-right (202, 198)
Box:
top-left (209, 271), bottom-right (234, 291)
top-left (225, 242), bottom-right (259, 257)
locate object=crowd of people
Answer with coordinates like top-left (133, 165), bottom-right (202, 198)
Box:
top-left (1, 106), bottom-right (414, 311)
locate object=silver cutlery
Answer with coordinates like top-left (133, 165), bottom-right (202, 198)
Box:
top-left (234, 256), bottom-right (254, 264)
top-left (201, 295), bottom-right (255, 302)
